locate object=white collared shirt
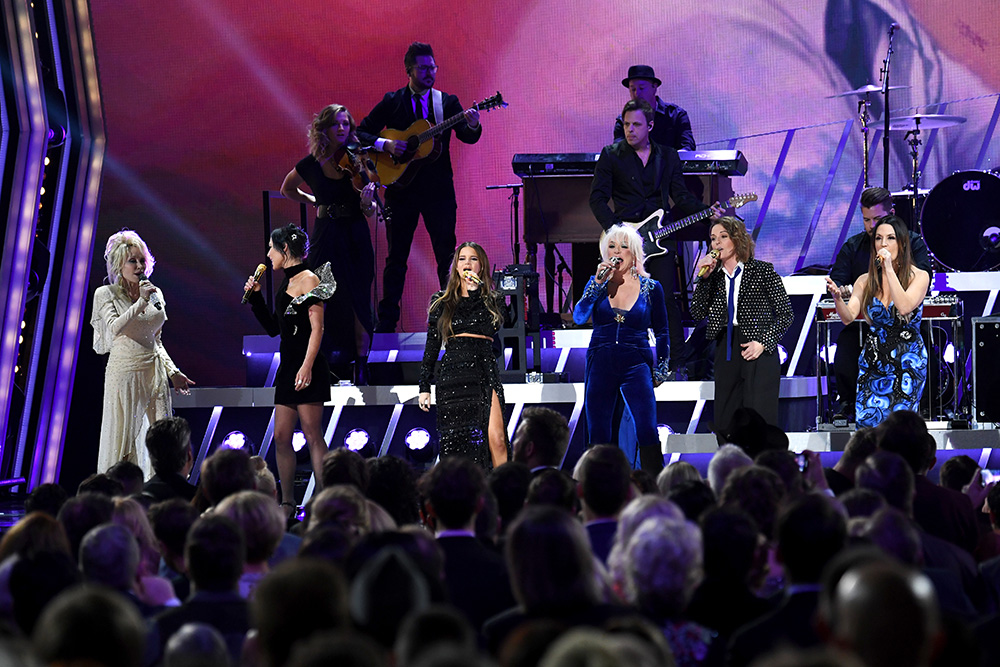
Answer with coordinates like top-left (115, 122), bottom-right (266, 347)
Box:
top-left (724, 261), bottom-right (746, 325)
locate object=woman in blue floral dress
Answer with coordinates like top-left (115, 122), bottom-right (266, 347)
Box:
top-left (825, 215), bottom-right (929, 427)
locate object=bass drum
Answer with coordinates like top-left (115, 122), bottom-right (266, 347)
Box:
top-left (920, 171), bottom-right (1000, 272)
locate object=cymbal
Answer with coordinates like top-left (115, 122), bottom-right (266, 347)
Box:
top-left (889, 114), bottom-right (967, 131)
top-left (827, 83), bottom-right (910, 98)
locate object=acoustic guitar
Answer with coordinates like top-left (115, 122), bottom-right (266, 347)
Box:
top-left (373, 92), bottom-right (506, 187)
top-left (600, 193), bottom-right (758, 260)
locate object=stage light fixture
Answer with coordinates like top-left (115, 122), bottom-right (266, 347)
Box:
top-left (344, 428), bottom-right (370, 452)
top-left (777, 344), bottom-right (788, 365)
top-left (944, 343), bottom-right (955, 364)
top-left (405, 428), bottom-right (431, 451)
top-left (292, 430), bottom-right (307, 452)
top-left (819, 344), bottom-right (837, 364)
top-left (657, 423), bottom-right (675, 439)
top-left (221, 431), bottom-right (247, 450)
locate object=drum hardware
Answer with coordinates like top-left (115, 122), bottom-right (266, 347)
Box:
top-left (828, 84), bottom-right (910, 187)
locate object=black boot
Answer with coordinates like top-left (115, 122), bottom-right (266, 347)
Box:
top-left (639, 445), bottom-right (664, 475)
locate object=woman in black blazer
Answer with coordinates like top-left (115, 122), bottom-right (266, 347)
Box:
top-left (690, 217), bottom-right (793, 443)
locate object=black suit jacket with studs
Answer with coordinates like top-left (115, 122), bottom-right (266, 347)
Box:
top-left (690, 258), bottom-right (793, 353)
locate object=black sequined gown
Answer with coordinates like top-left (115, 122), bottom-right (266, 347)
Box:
top-left (419, 289), bottom-right (509, 470)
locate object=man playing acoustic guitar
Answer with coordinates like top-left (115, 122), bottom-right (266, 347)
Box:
top-left (590, 98), bottom-right (723, 376)
top-left (358, 41), bottom-right (483, 334)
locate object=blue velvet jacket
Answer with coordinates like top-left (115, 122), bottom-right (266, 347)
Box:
top-left (573, 275), bottom-right (670, 382)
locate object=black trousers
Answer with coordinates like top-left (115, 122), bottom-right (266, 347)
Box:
top-left (377, 181), bottom-right (458, 331)
top-left (713, 327), bottom-right (781, 444)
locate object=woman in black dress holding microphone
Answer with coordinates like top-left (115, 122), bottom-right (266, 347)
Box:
top-left (245, 225), bottom-right (335, 512)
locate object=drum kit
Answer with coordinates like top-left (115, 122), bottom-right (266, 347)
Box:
top-left (829, 83), bottom-right (1000, 272)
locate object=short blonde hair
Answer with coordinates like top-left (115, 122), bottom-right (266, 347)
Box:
top-left (599, 224), bottom-right (649, 277)
top-left (214, 490), bottom-right (285, 565)
top-left (103, 229), bottom-right (155, 285)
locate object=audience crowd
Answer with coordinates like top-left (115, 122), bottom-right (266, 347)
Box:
top-left (1, 407), bottom-right (998, 667)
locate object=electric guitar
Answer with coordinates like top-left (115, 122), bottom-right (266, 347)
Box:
top-left (373, 92), bottom-right (507, 187)
top-left (601, 193), bottom-right (758, 260)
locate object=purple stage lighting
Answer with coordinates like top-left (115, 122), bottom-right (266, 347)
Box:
top-left (344, 428), bottom-right (370, 452)
top-left (657, 424), bottom-right (675, 440)
top-left (221, 431), bottom-right (246, 450)
top-left (819, 344), bottom-right (837, 364)
top-left (405, 428), bottom-right (431, 451)
top-left (292, 430), bottom-right (307, 452)
top-left (777, 344), bottom-right (788, 365)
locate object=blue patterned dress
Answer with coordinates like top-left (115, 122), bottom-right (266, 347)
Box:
top-left (855, 297), bottom-right (927, 427)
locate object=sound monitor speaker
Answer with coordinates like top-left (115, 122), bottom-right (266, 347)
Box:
top-left (973, 317), bottom-right (1000, 422)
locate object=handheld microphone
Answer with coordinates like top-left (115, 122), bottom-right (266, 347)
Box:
top-left (140, 275), bottom-right (163, 310)
top-left (694, 249), bottom-right (721, 283)
top-left (463, 270), bottom-right (484, 286)
top-left (596, 257), bottom-right (623, 281)
top-left (242, 264), bottom-right (267, 304)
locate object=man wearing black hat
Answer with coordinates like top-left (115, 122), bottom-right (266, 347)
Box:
top-left (613, 65), bottom-right (695, 151)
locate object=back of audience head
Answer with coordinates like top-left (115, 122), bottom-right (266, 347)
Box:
top-left (623, 516), bottom-right (703, 621)
top-left (608, 495), bottom-right (684, 592)
top-left (252, 558), bottom-right (349, 667)
top-left (164, 622), bottom-right (231, 667)
top-left (25, 482), bottom-right (69, 517)
top-left (0, 511), bottom-right (71, 561)
top-left (201, 448), bottom-right (255, 506)
top-left (538, 628), bottom-right (660, 667)
top-left (321, 447), bottom-right (370, 492)
top-left (394, 605), bottom-right (475, 667)
top-left (512, 406), bottom-right (570, 469)
top-left (576, 445), bottom-right (631, 519)
top-left (938, 454), bottom-right (978, 492)
top-left (837, 427), bottom-right (878, 474)
top-left (602, 615), bottom-right (675, 667)
top-left (862, 507), bottom-right (923, 566)
top-left (366, 455), bottom-right (421, 525)
top-left (665, 479), bottom-right (716, 522)
top-left (474, 487), bottom-right (500, 544)
top-left (497, 619), bottom-right (571, 667)
top-left (308, 484), bottom-right (371, 535)
top-left (77, 473), bottom-right (124, 497)
top-left (488, 461), bottom-right (532, 536)
top-left (874, 410), bottom-right (935, 474)
top-left (855, 450), bottom-right (914, 515)
top-left (344, 530), bottom-right (445, 602)
top-left (146, 416), bottom-right (193, 478)
top-left (185, 514), bottom-right (246, 593)
top-left (656, 460), bottom-right (701, 495)
top-left (629, 469), bottom-right (658, 496)
top-left (10, 551), bottom-right (80, 636)
top-left (720, 465), bottom-right (785, 540)
top-left (79, 523), bottom-right (139, 591)
top-left (106, 461), bottom-right (145, 496)
top-left (214, 490), bottom-right (285, 566)
top-left (830, 561), bottom-right (941, 667)
top-left (419, 456), bottom-right (486, 531)
top-left (112, 496), bottom-right (162, 576)
top-left (287, 632), bottom-right (385, 667)
top-left (506, 505), bottom-right (599, 613)
top-left (250, 456), bottom-right (277, 498)
top-left (350, 546), bottom-right (431, 648)
top-left (32, 585), bottom-right (146, 667)
top-left (367, 499), bottom-right (399, 533)
top-left (755, 450), bottom-right (805, 498)
top-left (776, 494), bottom-right (847, 584)
top-left (57, 492), bottom-right (114, 563)
top-left (298, 522), bottom-right (354, 565)
top-left (700, 506), bottom-right (760, 584)
top-left (707, 444), bottom-right (752, 495)
top-left (526, 468), bottom-right (578, 513)
top-left (149, 498), bottom-right (201, 571)
top-left (839, 488), bottom-right (886, 519)
top-left (749, 646), bottom-right (864, 667)
top-left (724, 406), bottom-right (789, 459)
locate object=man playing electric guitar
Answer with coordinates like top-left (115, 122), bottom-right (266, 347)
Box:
top-left (590, 98), bottom-right (723, 375)
top-left (357, 41), bottom-right (482, 333)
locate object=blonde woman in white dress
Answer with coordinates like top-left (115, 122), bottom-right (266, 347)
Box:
top-left (91, 230), bottom-right (194, 477)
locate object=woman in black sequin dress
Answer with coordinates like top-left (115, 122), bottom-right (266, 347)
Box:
top-left (418, 242), bottom-right (510, 470)
top-left (245, 225), bottom-right (336, 511)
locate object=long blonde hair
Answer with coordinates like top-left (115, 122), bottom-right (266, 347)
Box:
top-left (428, 242), bottom-right (504, 339)
top-left (104, 229), bottom-right (154, 286)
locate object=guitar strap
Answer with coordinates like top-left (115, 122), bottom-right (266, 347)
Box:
top-left (652, 146), bottom-right (671, 221)
top-left (430, 89), bottom-right (444, 125)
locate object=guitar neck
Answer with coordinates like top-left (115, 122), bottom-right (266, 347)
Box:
top-left (652, 207), bottom-right (714, 241)
top-left (416, 107), bottom-right (475, 143)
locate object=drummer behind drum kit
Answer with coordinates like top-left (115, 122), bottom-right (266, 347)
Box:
top-left (830, 82), bottom-right (1000, 273)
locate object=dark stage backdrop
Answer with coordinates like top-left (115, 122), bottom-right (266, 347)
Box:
top-left (71, 0), bottom-right (999, 403)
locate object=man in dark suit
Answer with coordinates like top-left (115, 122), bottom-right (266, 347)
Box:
top-left (591, 99), bottom-right (716, 375)
top-left (727, 494), bottom-right (847, 667)
top-left (828, 187), bottom-right (932, 419)
top-left (358, 41), bottom-right (483, 333)
top-left (420, 457), bottom-right (516, 633)
top-left (576, 445), bottom-right (632, 564)
top-left (150, 515), bottom-right (250, 666)
top-left (612, 65), bottom-right (696, 151)
top-left (143, 416), bottom-right (196, 502)
top-left (511, 406), bottom-right (570, 473)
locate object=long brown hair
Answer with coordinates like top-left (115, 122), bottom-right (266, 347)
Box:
top-left (429, 242), bottom-right (503, 339)
top-left (308, 104), bottom-right (357, 159)
top-left (860, 215), bottom-right (916, 315)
